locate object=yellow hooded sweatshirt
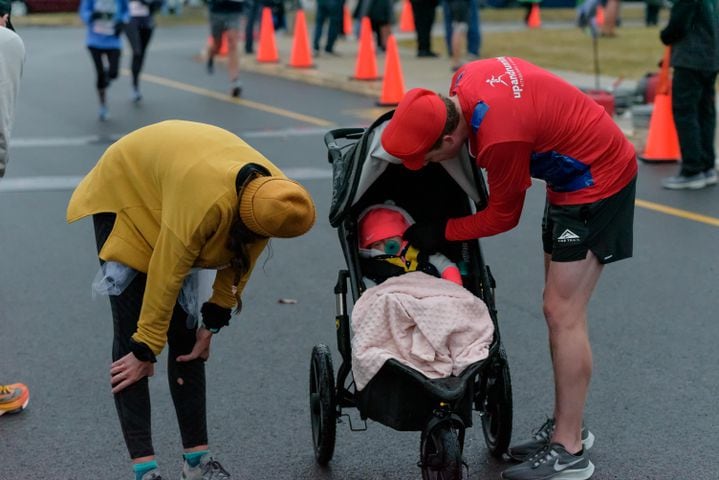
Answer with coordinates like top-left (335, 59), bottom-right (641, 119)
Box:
top-left (67, 120), bottom-right (283, 355)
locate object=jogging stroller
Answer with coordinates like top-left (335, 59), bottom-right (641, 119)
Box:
top-left (309, 111), bottom-right (513, 479)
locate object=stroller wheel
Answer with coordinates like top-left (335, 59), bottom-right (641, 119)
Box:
top-left (420, 426), bottom-right (464, 480)
top-left (309, 344), bottom-right (337, 465)
top-left (480, 347), bottom-right (513, 458)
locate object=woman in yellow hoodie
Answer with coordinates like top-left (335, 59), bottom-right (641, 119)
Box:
top-left (67, 120), bottom-right (316, 480)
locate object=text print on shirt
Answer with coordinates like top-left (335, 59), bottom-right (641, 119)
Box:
top-left (493, 56), bottom-right (524, 99)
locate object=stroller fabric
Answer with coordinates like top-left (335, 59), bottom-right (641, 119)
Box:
top-left (351, 271), bottom-right (494, 390)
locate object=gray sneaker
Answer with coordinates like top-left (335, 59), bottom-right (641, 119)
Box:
top-left (507, 418), bottom-right (595, 462)
top-left (705, 169), bottom-right (718, 186)
top-left (501, 443), bottom-right (595, 480)
top-left (180, 454), bottom-right (230, 480)
top-left (661, 173), bottom-right (707, 190)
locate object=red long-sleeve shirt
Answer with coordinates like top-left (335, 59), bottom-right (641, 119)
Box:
top-left (445, 57), bottom-right (637, 241)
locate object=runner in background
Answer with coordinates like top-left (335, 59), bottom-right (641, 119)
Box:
top-left (79, 0), bottom-right (130, 120)
top-left (206, 0), bottom-right (244, 97)
top-left (125, 0), bottom-right (163, 102)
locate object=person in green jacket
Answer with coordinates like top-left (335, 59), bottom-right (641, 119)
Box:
top-left (67, 120), bottom-right (316, 480)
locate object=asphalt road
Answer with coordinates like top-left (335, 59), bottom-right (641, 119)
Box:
top-left (1, 25), bottom-right (718, 480)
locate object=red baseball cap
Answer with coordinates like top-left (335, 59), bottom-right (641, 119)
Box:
top-left (358, 207), bottom-right (411, 249)
top-left (381, 88), bottom-right (447, 171)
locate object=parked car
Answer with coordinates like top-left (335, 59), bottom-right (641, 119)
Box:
top-left (11, 0), bottom-right (80, 15)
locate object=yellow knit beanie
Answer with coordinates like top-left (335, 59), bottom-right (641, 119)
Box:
top-left (239, 177), bottom-right (316, 238)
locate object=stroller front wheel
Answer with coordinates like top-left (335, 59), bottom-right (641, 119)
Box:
top-left (479, 347), bottom-right (513, 458)
top-left (420, 426), bottom-right (464, 480)
top-left (309, 344), bottom-right (337, 465)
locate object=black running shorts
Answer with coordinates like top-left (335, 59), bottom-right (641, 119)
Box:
top-left (542, 176), bottom-right (636, 264)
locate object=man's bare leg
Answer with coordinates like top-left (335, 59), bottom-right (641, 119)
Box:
top-left (225, 29), bottom-right (242, 96)
top-left (543, 251), bottom-right (603, 453)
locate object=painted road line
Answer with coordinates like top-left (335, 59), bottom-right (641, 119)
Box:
top-left (2, 175), bottom-right (718, 229)
top-left (135, 71), bottom-right (334, 127)
top-left (11, 135), bottom-right (122, 148)
top-left (0, 168), bottom-right (331, 193)
top-left (0, 176), bottom-right (85, 192)
top-left (11, 127), bottom-right (339, 149)
top-left (635, 199), bottom-right (719, 228)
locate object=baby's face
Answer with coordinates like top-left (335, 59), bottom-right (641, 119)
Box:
top-left (369, 235), bottom-right (403, 255)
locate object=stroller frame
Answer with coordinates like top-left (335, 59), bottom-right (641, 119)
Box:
top-left (309, 112), bottom-right (513, 479)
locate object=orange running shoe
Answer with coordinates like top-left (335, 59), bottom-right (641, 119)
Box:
top-left (0, 383), bottom-right (30, 415)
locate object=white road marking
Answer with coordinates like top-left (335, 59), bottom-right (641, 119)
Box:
top-left (10, 126), bottom-right (343, 149)
top-left (0, 168), bottom-right (331, 193)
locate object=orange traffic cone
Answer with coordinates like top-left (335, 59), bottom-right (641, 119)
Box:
top-left (289, 10), bottom-right (314, 68)
top-left (343, 5), bottom-right (353, 37)
top-left (207, 32), bottom-right (229, 57)
top-left (595, 5), bottom-right (605, 27)
top-left (352, 17), bottom-right (380, 81)
top-left (377, 35), bottom-right (406, 106)
top-left (639, 47), bottom-right (680, 163)
top-left (399, 0), bottom-right (415, 33)
top-left (639, 94), bottom-right (681, 162)
top-left (527, 3), bottom-right (541, 28)
top-left (256, 7), bottom-right (279, 63)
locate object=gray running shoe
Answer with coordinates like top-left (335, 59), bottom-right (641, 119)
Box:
top-left (507, 418), bottom-right (595, 462)
top-left (501, 443), bottom-right (595, 480)
top-left (180, 454), bottom-right (230, 480)
top-left (705, 169), bottom-right (718, 186)
top-left (661, 173), bottom-right (707, 190)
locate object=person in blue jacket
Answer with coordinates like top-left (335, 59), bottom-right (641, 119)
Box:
top-left (80, 0), bottom-right (130, 121)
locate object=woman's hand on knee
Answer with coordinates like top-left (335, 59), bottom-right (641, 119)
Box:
top-left (110, 352), bottom-right (155, 394)
top-left (176, 327), bottom-right (213, 363)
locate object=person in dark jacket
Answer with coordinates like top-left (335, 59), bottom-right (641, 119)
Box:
top-left (645, 0), bottom-right (663, 26)
top-left (313, 0), bottom-right (342, 54)
top-left (660, 0), bottom-right (719, 189)
top-left (410, 0), bottom-right (438, 57)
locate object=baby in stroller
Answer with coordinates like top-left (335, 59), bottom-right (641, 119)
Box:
top-left (308, 114), bottom-right (514, 477)
top-left (351, 202), bottom-right (495, 391)
top-left (357, 202), bottom-right (462, 287)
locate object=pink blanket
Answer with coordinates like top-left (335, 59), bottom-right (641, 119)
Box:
top-left (351, 272), bottom-right (494, 390)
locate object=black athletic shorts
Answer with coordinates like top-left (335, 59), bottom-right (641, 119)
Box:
top-left (542, 176), bottom-right (636, 264)
top-left (448, 0), bottom-right (470, 24)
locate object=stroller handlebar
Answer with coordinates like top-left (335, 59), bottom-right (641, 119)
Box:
top-left (324, 128), bottom-right (366, 164)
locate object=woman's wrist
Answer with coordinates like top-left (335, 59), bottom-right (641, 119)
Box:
top-left (200, 302), bottom-right (232, 333)
top-left (201, 323), bottom-right (221, 334)
top-left (129, 338), bottom-right (157, 363)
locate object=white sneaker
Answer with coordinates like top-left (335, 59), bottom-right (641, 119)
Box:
top-left (180, 454), bottom-right (230, 480)
top-left (661, 173), bottom-right (707, 190)
top-left (705, 169), bottom-right (718, 186)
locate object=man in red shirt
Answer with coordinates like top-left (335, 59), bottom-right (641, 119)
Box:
top-left (381, 57), bottom-right (637, 480)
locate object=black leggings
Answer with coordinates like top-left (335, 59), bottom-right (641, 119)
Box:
top-left (125, 19), bottom-right (154, 88)
top-left (88, 47), bottom-right (121, 90)
top-left (93, 213), bottom-right (208, 459)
